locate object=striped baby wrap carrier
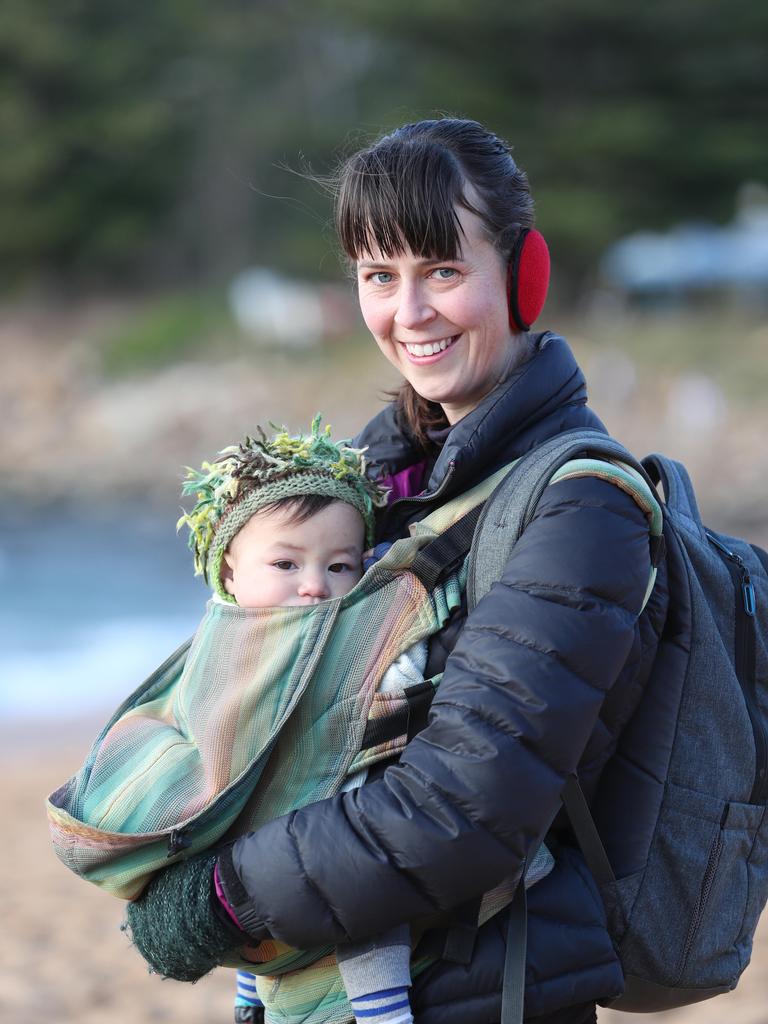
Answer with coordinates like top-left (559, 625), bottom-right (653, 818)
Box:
top-left (46, 464), bottom-right (514, 939)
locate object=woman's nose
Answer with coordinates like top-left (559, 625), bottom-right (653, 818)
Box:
top-left (393, 280), bottom-right (436, 330)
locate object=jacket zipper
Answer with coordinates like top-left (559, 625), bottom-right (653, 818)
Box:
top-left (384, 462), bottom-right (457, 517)
top-left (706, 531), bottom-right (765, 802)
top-left (677, 812), bottom-right (726, 982)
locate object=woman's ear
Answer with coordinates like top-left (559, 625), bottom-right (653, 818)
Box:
top-left (221, 551), bottom-right (236, 595)
top-left (507, 228), bottom-right (550, 331)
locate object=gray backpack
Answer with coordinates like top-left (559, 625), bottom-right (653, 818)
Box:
top-left (465, 429), bottom-right (768, 1021)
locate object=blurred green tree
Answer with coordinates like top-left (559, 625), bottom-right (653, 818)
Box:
top-left (1, 0), bottom-right (765, 291)
top-left (0, 0), bottom-right (200, 285)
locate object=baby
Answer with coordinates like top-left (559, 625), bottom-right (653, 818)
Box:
top-left (177, 420), bottom-right (417, 1024)
top-left (47, 419), bottom-right (551, 1023)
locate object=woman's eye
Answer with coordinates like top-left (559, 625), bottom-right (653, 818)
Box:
top-left (433, 267), bottom-right (457, 281)
top-left (370, 271), bottom-right (393, 285)
top-left (273, 560), bottom-right (296, 571)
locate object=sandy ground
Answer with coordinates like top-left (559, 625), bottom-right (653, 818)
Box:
top-left (2, 726), bottom-right (235, 1024)
top-left (4, 724), bottom-right (768, 1024)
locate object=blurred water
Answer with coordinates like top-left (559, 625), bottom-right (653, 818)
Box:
top-left (0, 504), bottom-right (206, 720)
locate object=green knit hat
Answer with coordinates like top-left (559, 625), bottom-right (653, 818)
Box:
top-left (177, 415), bottom-right (388, 601)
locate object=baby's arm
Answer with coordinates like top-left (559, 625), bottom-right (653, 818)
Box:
top-left (337, 924), bottom-right (413, 1024)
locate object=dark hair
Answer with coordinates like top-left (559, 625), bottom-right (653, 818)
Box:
top-left (254, 493), bottom-right (342, 529)
top-left (334, 118), bottom-right (535, 447)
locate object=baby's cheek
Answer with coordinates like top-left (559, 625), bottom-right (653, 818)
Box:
top-left (339, 569), bottom-right (363, 595)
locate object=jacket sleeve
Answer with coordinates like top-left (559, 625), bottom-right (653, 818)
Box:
top-left (220, 476), bottom-right (653, 947)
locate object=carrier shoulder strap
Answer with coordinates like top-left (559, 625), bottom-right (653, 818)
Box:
top-left (408, 501), bottom-right (485, 591)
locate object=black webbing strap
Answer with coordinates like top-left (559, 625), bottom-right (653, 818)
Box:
top-left (441, 896), bottom-right (482, 965)
top-left (409, 502), bottom-right (485, 591)
top-left (561, 774), bottom-right (616, 889)
top-left (405, 681), bottom-right (435, 740)
top-left (500, 883), bottom-right (527, 1024)
top-left (649, 532), bottom-right (666, 569)
top-left (360, 681), bottom-right (436, 750)
top-left (499, 783), bottom-right (611, 1024)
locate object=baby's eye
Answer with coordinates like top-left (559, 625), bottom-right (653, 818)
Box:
top-left (432, 267), bottom-right (457, 281)
top-left (329, 562), bottom-right (355, 574)
top-left (273, 560), bottom-right (297, 571)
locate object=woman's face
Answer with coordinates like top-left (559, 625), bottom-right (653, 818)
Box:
top-left (356, 205), bottom-right (519, 424)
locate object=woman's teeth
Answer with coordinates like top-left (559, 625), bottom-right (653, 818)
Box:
top-left (404, 337), bottom-right (456, 357)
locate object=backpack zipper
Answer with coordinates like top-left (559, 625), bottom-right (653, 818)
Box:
top-left (706, 531), bottom-right (765, 802)
top-left (676, 810), bottom-right (726, 982)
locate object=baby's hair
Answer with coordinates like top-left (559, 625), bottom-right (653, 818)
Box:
top-left (245, 493), bottom-right (342, 531)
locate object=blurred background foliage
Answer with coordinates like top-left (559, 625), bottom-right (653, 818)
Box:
top-left (2, 0), bottom-right (767, 514)
top-left (2, 0), bottom-right (767, 293)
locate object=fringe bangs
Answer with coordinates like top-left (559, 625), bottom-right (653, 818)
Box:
top-left (336, 142), bottom-right (474, 261)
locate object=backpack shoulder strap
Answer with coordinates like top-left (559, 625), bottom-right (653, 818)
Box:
top-left (642, 453), bottom-right (704, 536)
top-left (467, 429), bottom-right (663, 611)
top-left (470, 432), bottom-right (663, 1024)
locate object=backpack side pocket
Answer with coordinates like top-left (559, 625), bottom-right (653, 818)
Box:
top-left (616, 783), bottom-right (760, 1002)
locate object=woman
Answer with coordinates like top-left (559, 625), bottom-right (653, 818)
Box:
top-left (127, 118), bottom-right (667, 1024)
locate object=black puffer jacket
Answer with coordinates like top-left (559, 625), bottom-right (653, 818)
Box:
top-left (219, 333), bottom-right (668, 1021)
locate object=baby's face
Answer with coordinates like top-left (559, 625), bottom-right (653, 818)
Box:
top-left (223, 501), bottom-right (365, 607)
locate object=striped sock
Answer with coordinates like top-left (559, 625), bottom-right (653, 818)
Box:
top-left (235, 970), bottom-right (263, 1008)
top-left (349, 985), bottom-right (413, 1024)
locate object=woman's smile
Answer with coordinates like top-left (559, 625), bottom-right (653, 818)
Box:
top-left (400, 334), bottom-right (461, 361)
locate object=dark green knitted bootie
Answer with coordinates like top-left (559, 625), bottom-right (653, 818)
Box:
top-left (124, 853), bottom-right (240, 981)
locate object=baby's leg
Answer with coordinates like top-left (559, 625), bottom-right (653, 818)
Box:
top-left (337, 924), bottom-right (413, 1024)
top-left (234, 970), bottom-right (264, 1023)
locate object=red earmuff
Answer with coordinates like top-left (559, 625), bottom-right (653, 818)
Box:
top-left (507, 228), bottom-right (550, 331)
